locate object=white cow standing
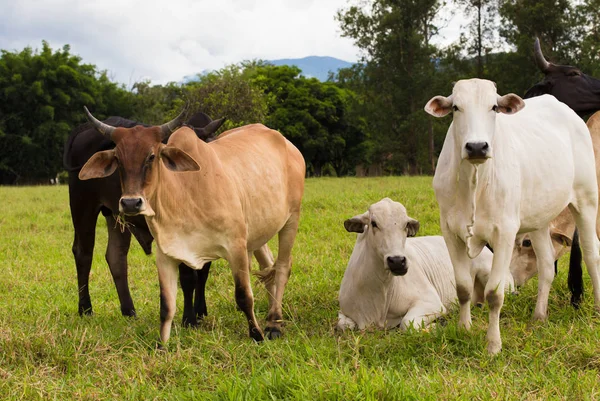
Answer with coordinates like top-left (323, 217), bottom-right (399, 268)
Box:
top-left (337, 198), bottom-right (511, 331)
top-left (426, 78), bottom-right (600, 354)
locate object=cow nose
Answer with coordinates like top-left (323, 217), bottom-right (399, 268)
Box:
top-left (387, 256), bottom-right (408, 276)
top-left (465, 141), bottom-right (489, 160)
top-left (120, 197), bottom-right (143, 215)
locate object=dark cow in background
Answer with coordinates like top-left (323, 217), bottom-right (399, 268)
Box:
top-left (63, 111), bottom-right (225, 326)
top-left (523, 37), bottom-right (600, 307)
top-left (525, 37), bottom-right (600, 116)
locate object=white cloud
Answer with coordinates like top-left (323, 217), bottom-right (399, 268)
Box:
top-left (0, 0), bottom-right (361, 85)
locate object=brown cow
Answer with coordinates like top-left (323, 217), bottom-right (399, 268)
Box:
top-left (78, 108), bottom-right (305, 344)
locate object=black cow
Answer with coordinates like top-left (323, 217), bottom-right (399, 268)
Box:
top-left (525, 37), bottom-right (600, 116)
top-left (63, 111), bottom-right (225, 326)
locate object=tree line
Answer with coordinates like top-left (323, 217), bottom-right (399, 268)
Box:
top-left (1, 0), bottom-right (599, 184)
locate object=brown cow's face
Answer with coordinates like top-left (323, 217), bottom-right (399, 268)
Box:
top-left (79, 125), bottom-right (200, 217)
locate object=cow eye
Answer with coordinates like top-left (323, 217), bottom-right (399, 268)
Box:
top-left (453, 105), bottom-right (459, 112)
top-left (567, 70), bottom-right (580, 77)
top-left (522, 239), bottom-right (532, 247)
top-left (371, 221), bottom-right (378, 229)
top-left (492, 105), bottom-right (498, 112)
top-left (147, 154), bottom-right (156, 163)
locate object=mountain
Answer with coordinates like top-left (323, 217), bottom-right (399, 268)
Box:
top-left (268, 56), bottom-right (354, 81)
top-left (181, 56), bottom-right (355, 83)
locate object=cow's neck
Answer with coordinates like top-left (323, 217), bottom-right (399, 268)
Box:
top-left (452, 142), bottom-right (496, 257)
top-left (144, 143), bottom-right (226, 264)
top-left (339, 238), bottom-right (393, 328)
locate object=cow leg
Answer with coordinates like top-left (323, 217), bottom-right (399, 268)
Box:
top-left (179, 264), bottom-right (198, 327)
top-left (230, 248), bottom-right (264, 341)
top-left (254, 244), bottom-right (276, 315)
top-left (264, 217), bottom-right (299, 339)
top-left (441, 226), bottom-right (472, 330)
top-left (194, 262), bottom-right (211, 320)
top-left (400, 301), bottom-right (446, 330)
top-left (105, 214), bottom-right (135, 317)
top-left (69, 198), bottom-right (99, 316)
top-left (484, 232), bottom-right (516, 355)
top-left (529, 227), bottom-right (555, 321)
top-left (570, 203), bottom-right (600, 311)
top-left (157, 248), bottom-right (180, 345)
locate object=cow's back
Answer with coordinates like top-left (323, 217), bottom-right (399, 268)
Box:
top-left (161, 124), bottom-right (305, 256)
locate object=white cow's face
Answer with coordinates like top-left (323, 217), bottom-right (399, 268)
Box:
top-left (424, 79), bottom-right (526, 164)
top-left (344, 198), bottom-right (419, 276)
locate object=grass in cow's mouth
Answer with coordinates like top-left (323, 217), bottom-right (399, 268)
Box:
top-left (114, 213), bottom-right (133, 233)
top-left (0, 177), bottom-right (598, 399)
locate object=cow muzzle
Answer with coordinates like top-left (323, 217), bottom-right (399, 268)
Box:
top-left (387, 256), bottom-right (408, 276)
top-left (119, 196), bottom-right (146, 216)
top-left (464, 141), bottom-right (490, 163)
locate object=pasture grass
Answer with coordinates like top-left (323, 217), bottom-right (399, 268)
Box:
top-left (0, 177), bottom-right (599, 400)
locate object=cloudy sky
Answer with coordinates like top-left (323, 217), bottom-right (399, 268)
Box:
top-left (0, 0), bottom-right (463, 86)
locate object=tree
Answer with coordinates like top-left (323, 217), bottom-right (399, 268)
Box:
top-left (249, 64), bottom-right (367, 176)
top-left (336, 0), bottom-right (445, 174)
top-left (0, 41), bottom-right (132, 184)
top-left (177, 63), bottom-right (269, 130)
top-left (456, 0), bottom-right (498, 78)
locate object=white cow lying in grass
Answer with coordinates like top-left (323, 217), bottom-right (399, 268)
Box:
top-left (337, 198), bottom-right (513, 331)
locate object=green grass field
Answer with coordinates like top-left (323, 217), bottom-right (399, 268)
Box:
top-left (0, 177), bottom-right (599, 400)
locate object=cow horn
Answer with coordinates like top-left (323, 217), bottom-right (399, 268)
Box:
top-left (84, 106), bottom-right (115, 139)
top-left (159, 107), bottom-right (187, 139)
top-left (534, 37), bottom-right (551, 73)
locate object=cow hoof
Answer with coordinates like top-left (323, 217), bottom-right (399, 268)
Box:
top-left (570, 296), bottom-right (582, 309)
top-left (265, 327), bottom-right (282, 340)
top-left (249, 327), bottom-right (265, 342)
top-left (78, 306), bottom-right (93, 316)
top-left (121, 308), bottom-right (137, 318)
top-left (156, 340), bottom-right (167, 352)
top-left (181, 318), bottom-right (199, 328)
top-left (487, 341), bottom-right (502, 355)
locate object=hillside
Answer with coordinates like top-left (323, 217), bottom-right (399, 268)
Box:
top-left (269, 56), bottom-right (354, 81)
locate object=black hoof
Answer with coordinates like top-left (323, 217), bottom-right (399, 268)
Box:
top-left (571, 295), bottom-right (582, 309)
top-left (250, 327), bottom-right (264, 342)
top-left (121, 308), bottom-right (137, 318)
top-left (156, 341), bottom-right (167, 351)
top-left (181, 316), bottom-right (199, 328)
top-left (265, 327), bottom-right (282, 340)
top-left (476, 302), bottom-right (483, 308)
top-left (78, 305), bottom-right (93, 316)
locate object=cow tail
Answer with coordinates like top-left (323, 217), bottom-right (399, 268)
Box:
top-left (568, 228), bottom-right (584, 309)
top-left (254, 267), bottom-right (276, 287)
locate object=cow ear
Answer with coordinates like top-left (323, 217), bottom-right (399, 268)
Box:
top-left (551, 231), bottom-right (573, 247)
top-left (344, 212), bottom-right (369, 233)
top-left (79, 150), bottom-right (117, 180)
top-left (160, 147), bottom-right (200, 172)
top-left (497, 94), bottom-right (525, 115)
top-left (406, 218), bottom-right (420, 237)
top-left (425, 95), bottom-right (453, 117)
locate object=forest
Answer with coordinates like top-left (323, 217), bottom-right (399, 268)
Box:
top-left (1, 0), bottom-right (599, 184)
